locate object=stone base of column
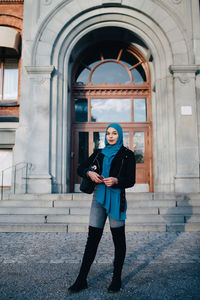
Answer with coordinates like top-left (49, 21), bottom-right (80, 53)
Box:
top-left (26, 174), bottom-right (52, 194)
top-left (175, 175), bottom-right (200, 193)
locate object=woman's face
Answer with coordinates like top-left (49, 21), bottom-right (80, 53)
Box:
top-left (106, 127), bottom-right (119, 145)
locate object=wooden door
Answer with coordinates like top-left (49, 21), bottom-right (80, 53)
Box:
top-left (70, 43), bottom-right (153, 192)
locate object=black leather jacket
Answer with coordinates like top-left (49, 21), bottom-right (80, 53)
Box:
top-left (77, 146), bottom-right (136, 211)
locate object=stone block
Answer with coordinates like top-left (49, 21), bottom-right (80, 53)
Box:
top-left (0, 200), bottom-right (53, 208)
top-left (167, 222), bottom-right (200, 232)
top-left (160, 207), bottom-right (200, 215)
top-left (47, 214), bottom-right (89, 223)
top-left (171, 40), bottom-right (187, 54)
top-left (140, 0), bottom-right (157, 16)
top-left (0, 214), bottom-right (45, 223)
top-left (65, 1), bottom-right (82, 15)
top-left (126, 224), bottom-right (166, 232)
top-left (70, 208), bottom-right (90, 215)
top-left (160, 16), bottom-right (177, 32)
top-left (166, 224), bottom-right (185, 232)
top-left (185, 215), bottom-right (200, 223)
top-left (122, 0), bottom-right (145, 10)
top-left (127, 208), bottom-right (158, 215)
top-left (126, 215), bottom-right (184, 223)
top-left (175, 178), bottom-right (200, 193)
top-left (0, 224), bottom-right (67, 232)
top-left (126, 193), bottom-right (153, 201)
top-left (54, 200), bottom-right (90, 208)
top-left (67, 224), bottom-right (88, 232)
top-left (73, 193), bottom-right (93, 201)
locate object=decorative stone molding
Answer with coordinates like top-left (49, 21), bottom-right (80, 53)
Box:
top-left (169, 65), bottom-right (200, 73)
top-left (25, 66), bottom-right (55, 84)
top-left (178, 75), bottom-right (190, 84)
top-left (169, 65), bottom-right (200, 84)
top-left (102, 0), bottom-right (122, 4)
top-left (172, 0), bottom-right (182, 4)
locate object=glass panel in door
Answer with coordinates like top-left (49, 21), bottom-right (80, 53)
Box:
top-left (91, 99), bottom-right (131, 122)
top-left (133, 131), bottom-right (145, 163)
top-left (93, 132), bottom-right (105, 150)
top-left (78, 132), bottom-right (89, 165)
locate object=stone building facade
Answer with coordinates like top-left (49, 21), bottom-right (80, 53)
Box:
top-left (1, 0), bottom-right (200, 194)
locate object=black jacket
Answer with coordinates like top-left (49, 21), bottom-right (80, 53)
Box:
top-left (77, 146), bottom-right (136, 211)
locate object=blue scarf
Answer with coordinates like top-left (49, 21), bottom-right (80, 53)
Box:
top-left (101, 123), bottom-right (123, 177)
top-left (96, 123), bottom-right (126, 221)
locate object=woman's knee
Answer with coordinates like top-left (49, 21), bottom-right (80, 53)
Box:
top-left (109, 217), bottom-right (125, 228)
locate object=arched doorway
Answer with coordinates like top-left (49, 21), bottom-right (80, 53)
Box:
top-left (71, 41), bottom-right (153, 192)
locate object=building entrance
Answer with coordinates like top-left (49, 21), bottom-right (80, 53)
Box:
top-left (71, 42), bottom-right (153, 192)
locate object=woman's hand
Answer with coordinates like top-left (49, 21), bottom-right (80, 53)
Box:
top-left (103, 177), bottom-right (118, 187)
top-left (87, 171), bottom-right (104, 183)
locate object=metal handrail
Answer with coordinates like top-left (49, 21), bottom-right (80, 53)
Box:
top-left (0, 162), bottom-right (32, 200)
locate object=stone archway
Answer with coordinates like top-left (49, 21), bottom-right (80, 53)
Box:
top-left (16, 0), bottom-right (193, 193)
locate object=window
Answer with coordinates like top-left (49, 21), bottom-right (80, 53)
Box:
top-left (0, 47), bottom-right (19, 102)
top-left (74, 98), bottom-right (147, 123)
top-left (71, 41), bottom-right (153, 191)
top-left (74, 42), bottom-right (147, 85)
top-left (0, 150), bottom-right (12, 188)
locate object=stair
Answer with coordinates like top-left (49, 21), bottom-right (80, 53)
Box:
top-left (0, 193), bottom-right (200, 232)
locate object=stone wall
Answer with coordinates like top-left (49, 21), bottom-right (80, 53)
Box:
top-left (13, 0), bottom-right (200, 193)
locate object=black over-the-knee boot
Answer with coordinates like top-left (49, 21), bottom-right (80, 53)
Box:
top-left (68, 225), bottom-right (103, 293)
top-left (108, 225), bottom-right (126, 293)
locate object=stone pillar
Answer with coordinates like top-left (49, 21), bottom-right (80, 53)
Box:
top-left (170, 65), bottom-right (200, 192)
top-left (22, 66), bottom-right (54, 193)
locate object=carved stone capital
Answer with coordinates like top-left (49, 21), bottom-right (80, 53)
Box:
top-left (169, 65), bottom-right (200, 84)
top-left (25, 66), bottom-right (55, 85)
top-left (169, 65), bottom-right (200, 74)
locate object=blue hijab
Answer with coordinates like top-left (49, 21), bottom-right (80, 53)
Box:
top-left (96, 123), bottom-right (127, 221)
top-left (101, 123), bottom-right (123, 178)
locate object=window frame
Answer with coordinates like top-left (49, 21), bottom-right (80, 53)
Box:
top-left (73, 45), bottom-right (149, 86)
top-left (0, 47), bottom-right (20, 103)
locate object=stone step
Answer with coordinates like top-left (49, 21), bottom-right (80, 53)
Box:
top-left (0, 215), bottom-right (45, 223)
top-left (0, 200), bottom-right (54, 208)
top-left (2, 192), bottom-right (200, 202)
top-left (0, 207), bottom-right (70, 215)
top-left (2, 193), bottom-right (74, 201)
top-left (0, 222), bottom-right (199, 233)
top-left (160, 207), bottom-right (200, 215)
top-left (55, 200), bottom-right (177, 208)
top-left (70, 207), bottom-right (159, 215)
top-left (0, 199), bottom-right (177, 208)
top-left (1, 199), bottom-right (199, 209)
top-left (1, 205), bottom-right (199, 216)
top-left (176, 199), bottom-right (200, 206)
top-left (185, 215), bottom-right (200, 223)
top-left (0, 214), bottom-right (185, 224)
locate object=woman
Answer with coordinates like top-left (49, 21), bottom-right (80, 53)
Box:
top-left (68, 123), bottom-right (136, 293)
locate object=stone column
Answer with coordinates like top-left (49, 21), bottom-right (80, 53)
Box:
top-left (170, 65), bottom-right (200, 192)
top-left (22, 66), bottom-right (54, 193)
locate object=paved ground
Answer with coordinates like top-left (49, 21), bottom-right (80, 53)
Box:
top-left (0, 231), bottom-right (200, 300)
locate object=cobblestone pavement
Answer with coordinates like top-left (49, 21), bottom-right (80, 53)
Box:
top-left (0, 232), bottom-right (200, 300)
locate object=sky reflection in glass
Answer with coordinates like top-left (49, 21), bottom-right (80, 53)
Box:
top-left (134, 99), bottom-right (147, 122)
top-left (92, 62), bottom-right (130, 84)
top-left (91, 99), bottom-right (131, 122)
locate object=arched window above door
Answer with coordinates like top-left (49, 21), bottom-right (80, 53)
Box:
top-left (74, 43), bottom-right (148, 85)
